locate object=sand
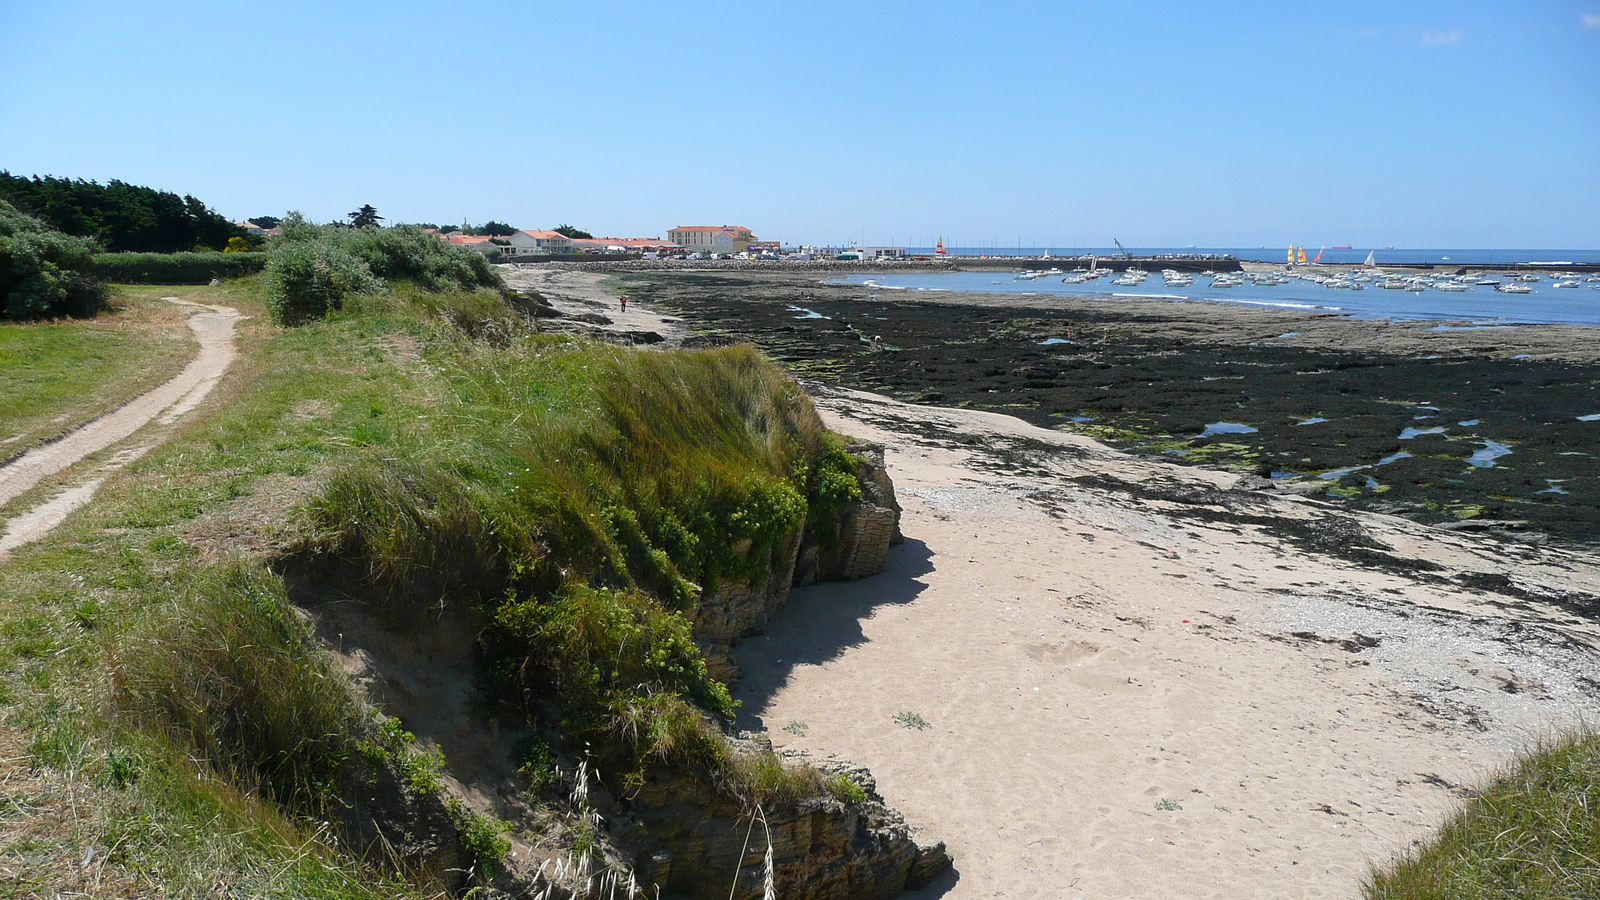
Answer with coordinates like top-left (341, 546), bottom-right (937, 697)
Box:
top-left (731, 386), bottom-right (1600, 900)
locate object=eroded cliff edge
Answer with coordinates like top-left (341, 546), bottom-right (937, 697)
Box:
top-left (285, 423), bottom-right (949, 900)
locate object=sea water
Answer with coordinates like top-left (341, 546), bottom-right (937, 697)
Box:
top-left (831, 269), bottom-right (1600, 326)
top-left (899, 247), bottom-right (1600, 266)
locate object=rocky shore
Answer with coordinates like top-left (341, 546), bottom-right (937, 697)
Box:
top-left (607, 268), bottom-right (1600, 551)
top-left (506, 265), bottom-right (1600, 898)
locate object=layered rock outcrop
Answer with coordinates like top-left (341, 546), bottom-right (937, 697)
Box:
top-left (618, 740), bottom-right (949, 900)
top-left (694, 439), bottom-right (903, 681)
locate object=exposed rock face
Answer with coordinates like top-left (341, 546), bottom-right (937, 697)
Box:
top-left (696, 440), bottom-right (903, 681)
top-left (620, 741), bottom-right (949, 900)
top-left (691, 530), bottom-right (804, 681)
top-left (796, 440), bottom-right (903, 586)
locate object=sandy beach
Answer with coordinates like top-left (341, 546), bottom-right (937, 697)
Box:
top-left (730, 387), bottom-right (1600, 898)
top-left (511, 265), bottom-right (1600, 898)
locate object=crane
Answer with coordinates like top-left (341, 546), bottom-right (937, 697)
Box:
top-left (1113, 238), bottom-right (1134, 260)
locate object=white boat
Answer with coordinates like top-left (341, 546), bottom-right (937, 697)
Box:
top-left (1554, 280), bottom-right (1581, 288)
top-left (1437, 282), bottom-right (1469, 292)
top-left (1497, 282), bottom-right (1532, 294)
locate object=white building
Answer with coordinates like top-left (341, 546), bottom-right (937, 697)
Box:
top-left (505, 230), bottom-right (575, 254)
top-left (667, 225), bottom-right (755, 254)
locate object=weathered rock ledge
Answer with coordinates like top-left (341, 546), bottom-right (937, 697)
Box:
top-left (293, 436), bottom-right (948, 899)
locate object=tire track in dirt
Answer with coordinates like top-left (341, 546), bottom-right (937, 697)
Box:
top-left (0, 299), bottom-right (241, 558)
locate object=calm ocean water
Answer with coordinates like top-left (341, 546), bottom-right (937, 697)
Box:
top-left (833, 263), bottom-right (1600, 326)
top-left (904, 247), bottom-right (1600, 266)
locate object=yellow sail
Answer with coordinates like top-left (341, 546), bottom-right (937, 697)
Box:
top-left (1287, 246), bottom-right (1294, 265)
top-left (1297, 246), bottom-right (1308, 264)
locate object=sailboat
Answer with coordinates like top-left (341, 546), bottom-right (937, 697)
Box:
top-left (1362, 250), bottom-right (1376, 268)
top-left (1297, 246), bottom-right (1308, 265)
top-left (1312, 246), bottom-right (1324, 265)
top-left (1287, 246), bottom-right (1295, 266)
top-left (935, 238), bottom-right (947, 256)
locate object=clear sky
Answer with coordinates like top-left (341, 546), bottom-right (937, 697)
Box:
top-left (3, 1), bottom-right (1598, 248)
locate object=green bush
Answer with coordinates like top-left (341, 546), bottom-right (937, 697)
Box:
top-left (0, 198), bottom-right (106, 320)
top-left (263, 214), bottom-right (503, 326)
top-left (92, 250), bottom-right (268, 284)
top-left (263, 239), bottom-right (384, 326)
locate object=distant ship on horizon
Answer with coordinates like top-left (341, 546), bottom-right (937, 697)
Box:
top-left (1333, 245), bottom-right (1353, 250)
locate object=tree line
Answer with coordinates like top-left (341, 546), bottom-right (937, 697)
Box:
top-left (0, 172), bottom-right (245, 253)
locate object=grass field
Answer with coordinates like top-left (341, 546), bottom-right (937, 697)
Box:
top-left (0, 287), bottom-right (199, 457)
top-left (0, 280), bottom-right (861, 896)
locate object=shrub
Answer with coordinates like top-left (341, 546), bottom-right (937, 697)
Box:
top-left (263, 213), bottom-right (502, 326)
top-left (263, 238), bottom-right (384, 326)
top-left (0, 198), bottom-right (107, 319)
top-left (490, 584), bottom-right (735, 721)
top-left (92, 250), bottom-right (268, 284)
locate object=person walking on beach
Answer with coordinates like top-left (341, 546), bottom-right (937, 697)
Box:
top-left (620, 295), bottom-right (627, 312)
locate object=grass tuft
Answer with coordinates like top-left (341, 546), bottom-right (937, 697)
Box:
top-left (1366, 730), bottom-right (1600, 900)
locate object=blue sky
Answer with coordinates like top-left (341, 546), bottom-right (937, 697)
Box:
top-left (3, 1), bottom-right (1598, 248)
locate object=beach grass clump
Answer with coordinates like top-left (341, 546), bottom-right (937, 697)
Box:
top-left (284, 290), bottom-right (864, 800)
top-left (1365, 730), bottom-right (1600, 900)
top-left (111, 560), bottom-right (446, 825)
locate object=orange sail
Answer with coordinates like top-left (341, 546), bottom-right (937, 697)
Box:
top-left (1287, 246), bottom-right (1295, 265)
top-left (1313, 246), bottom-right (1324, 264)
top-left (935, 237), bottom-right (946, 256)
top-left (1297, 246), bottom-right (1308, 265)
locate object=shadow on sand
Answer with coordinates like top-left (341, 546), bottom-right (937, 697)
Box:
top-left (730, 538), bottom-right (935, 731)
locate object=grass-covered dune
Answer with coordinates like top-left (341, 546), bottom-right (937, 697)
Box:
top-left (1366, 730), bottom-right (1600, 900)
top-left (0, 273), bottom-right (895, 898)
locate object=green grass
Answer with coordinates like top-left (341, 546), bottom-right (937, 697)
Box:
top-left (1366, 731), bottom-right (1600, 900)
top-left (0, 278), bottom-right (868, 895)
top-left (0, 288), bottom-right (195, 453)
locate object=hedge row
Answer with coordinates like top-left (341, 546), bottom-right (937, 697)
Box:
top-left (93, 251), bottom-right (268, 285)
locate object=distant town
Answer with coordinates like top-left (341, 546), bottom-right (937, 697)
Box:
top-left (234, 220), bottom-right (911, 261)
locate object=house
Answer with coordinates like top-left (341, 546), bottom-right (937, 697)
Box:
top-left (235, 221), bottom-right (278, 237)
top-left (667, 225), bottom-right (755, 254)
top-left (444, 234), bottom-right (507, 256)
top-left (504, 230), bottom-right (574, 254)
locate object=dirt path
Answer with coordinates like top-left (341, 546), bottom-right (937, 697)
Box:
top-left (0, 299), bottom-right (241, 558)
